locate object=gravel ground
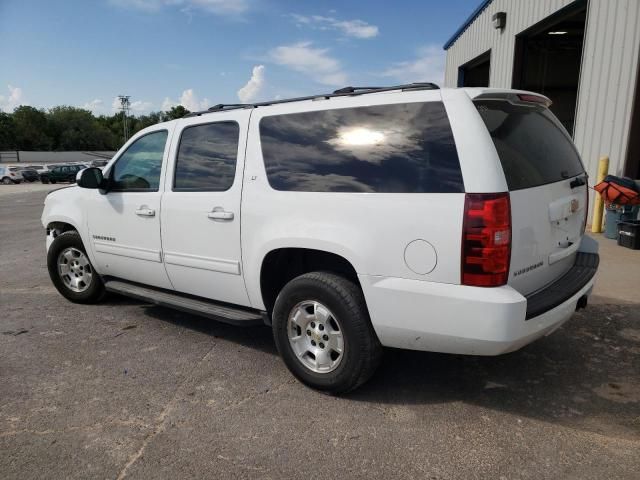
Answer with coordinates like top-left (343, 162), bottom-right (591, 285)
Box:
top-left (1, 188), bottom-right (639, 479)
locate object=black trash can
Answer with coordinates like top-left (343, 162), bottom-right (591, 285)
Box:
top-left (617, 220), bottom-right (640, 250)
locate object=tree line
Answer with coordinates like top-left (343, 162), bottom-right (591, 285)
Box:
top-left (0, 105), bottom-right (191, 151)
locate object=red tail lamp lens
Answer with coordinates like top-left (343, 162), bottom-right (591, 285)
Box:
top-left (462, 193), bottom-right (511, 287)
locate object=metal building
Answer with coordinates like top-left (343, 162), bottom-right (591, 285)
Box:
top-left (443, 0), bottom-right (640, 191)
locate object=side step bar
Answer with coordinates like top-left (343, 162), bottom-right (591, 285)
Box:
top-left (104, 279), bottom-right (264, 326)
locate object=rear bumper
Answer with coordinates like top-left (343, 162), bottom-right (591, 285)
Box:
top-left (359, 253), bottom-right (598, 356)
top-left (525, 252), bottom-right (599, 319)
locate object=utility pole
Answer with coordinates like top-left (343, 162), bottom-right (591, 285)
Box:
top-left (117, 95), bottom-right (131, 143)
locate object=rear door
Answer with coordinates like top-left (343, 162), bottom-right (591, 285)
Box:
top-left (160, 110), bottom-right (251, 307)
top-left (474, 96), bottom-right (587, 295)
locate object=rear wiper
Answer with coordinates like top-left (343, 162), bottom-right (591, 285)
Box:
top-left (570, 176), bottom-right (587, 189)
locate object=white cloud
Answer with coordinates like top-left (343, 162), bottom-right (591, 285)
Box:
top-left (0, 85), bottom-right (24, 111)
top-left (112, 97), bottom-right (123, 112)
top-left (109, 0), bottom-right (248, 16)
top-left (186, 0), bottom-right (248, 15)
top-left (382, 45), bottom-right (445, 85)
top-left (130, 100), bottom-right (154, 113)
top-left (289, 14), bottom-right (379, 39)
top-left (111, 96), bottom-right (155, 114)
top-left (81, 99), bottom-right (104, 113)
top-left (161, 89), bottom-right (210, 112)
top-left (269, 42), bottom-right (347, 87)
top-left (179, 89), bottom-right (210, 111)
top-left (237, 65), bottom-right (265, 103)
top-left (161, 97), bottom-right (177, 111)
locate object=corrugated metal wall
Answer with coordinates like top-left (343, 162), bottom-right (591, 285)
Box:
top-left (573, 0), bottom-right (640, 181)
top-left (444, 0), bottom-right (640, 207)
top-left (444, 0), bottom-right (575, 88)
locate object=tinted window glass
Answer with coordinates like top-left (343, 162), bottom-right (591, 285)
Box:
top-left (475, 100), bottom-right (584, 190)
top-left (260, 102), bottom-right (463, 193)
top-left (174, 122), bottom-right (239, 191)
top-left (112, 130), bottom-right (167, 191)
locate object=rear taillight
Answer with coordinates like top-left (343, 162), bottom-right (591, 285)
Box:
top-left (462, 193), bottom-right (511, 287)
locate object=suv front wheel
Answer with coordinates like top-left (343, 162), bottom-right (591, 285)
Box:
top-left (47, 231), bottom-right (105, 303)
top-left (272, 272), bottom-right (382, 394)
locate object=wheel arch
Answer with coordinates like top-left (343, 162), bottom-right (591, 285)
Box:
top-left (44, 214), bottom-right (98, 270)
top-left (259, 247), bottom-right (361, 315)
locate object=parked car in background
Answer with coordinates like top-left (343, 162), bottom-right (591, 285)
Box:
top-left (40, 164), bottom-right (85, 184)
top-left (0, 166), bottom-right (24, 184)
top-left (90, 159), bottom-right (109, 168)
top-left (30, 165), bottom-right (50, 175)
top-left (18, 168), bottom-right (40, 182)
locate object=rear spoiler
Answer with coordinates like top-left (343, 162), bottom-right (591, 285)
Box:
top-left (471, 91), bottom-right (552, 108)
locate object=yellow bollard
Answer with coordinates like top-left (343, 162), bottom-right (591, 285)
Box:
top-left (591, 155), bottom-right (609, 233)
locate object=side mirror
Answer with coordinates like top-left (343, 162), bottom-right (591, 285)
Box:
top-left (77, 167), bottom-right (105, 189)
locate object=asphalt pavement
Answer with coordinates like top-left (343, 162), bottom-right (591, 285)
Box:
top-left (1, 187), bottom-right (639, 479)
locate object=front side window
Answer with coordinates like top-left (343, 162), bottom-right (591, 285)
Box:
top-left (174, 122), bottom-right (239, 191)
top-left (259, 102), bottom-right (463, 193)
top-left (111, 130), bottom-right (168, 191)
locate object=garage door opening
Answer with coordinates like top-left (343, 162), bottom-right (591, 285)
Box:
top-left (512, 1), bottom-right (586, 135)
top-left (457, 50), bottom-right (491, 87)
top-left (625, 67), bottom-right (640, 178)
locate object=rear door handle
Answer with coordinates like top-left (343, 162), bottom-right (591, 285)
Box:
top-left (208, 209), bottom-right (234, 221)
top-left (135, 207), bottom-right (156, 217)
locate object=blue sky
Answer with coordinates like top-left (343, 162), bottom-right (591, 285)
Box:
top-left (0, 0), bottom-right (478, 115)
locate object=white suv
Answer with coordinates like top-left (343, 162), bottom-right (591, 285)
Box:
top-left (42, 84), bottom-right (598, 393)
top-left (1, 166), bottom-right (24, 184)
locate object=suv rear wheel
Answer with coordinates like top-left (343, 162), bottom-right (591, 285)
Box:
top-left (272, 272), bottom-right (382, 394)
top-left (47, 230), bottom-right (105, 303)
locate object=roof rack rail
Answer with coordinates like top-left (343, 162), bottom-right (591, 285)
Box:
top-left (332, 86), bottom-right (384, 94)
top-left (183, 82), bottom-right (440, 117)
top-left (207, 103), bottom-right (249, 111)
top-left (332, 83), bottom-right (439, 94)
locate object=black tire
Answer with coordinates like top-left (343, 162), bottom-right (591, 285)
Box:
top-left (51, 179), bottom-right (57, 184)
top-left (47, 230), bottom-right (105, 303)
top-left (41, 177), bottom-right (49, 184)
top-left (272, 272), bottom-right (382, 394)
top-left (2, 177), bottom-right (11, 185)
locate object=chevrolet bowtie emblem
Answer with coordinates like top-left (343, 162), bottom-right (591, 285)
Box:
top-left (570, 199), bottom-right (579, 213)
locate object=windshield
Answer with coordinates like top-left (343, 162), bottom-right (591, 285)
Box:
top-left (475, 100), bottom-right (585, 190)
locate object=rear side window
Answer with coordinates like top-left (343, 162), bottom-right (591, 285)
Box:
top-left (259, 102), bottom-right (463, 193)
top-left (475, 100), bottom-right (584, 190)
top-left (174, 122), bottom-right (239, 191)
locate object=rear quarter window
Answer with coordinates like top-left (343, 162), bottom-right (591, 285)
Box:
top-left (475, 100), bottom-right (585, 190)
top-left (259, 101), bottom-right (464, 193)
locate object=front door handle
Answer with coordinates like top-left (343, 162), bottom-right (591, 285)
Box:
top-left (135, 206), bottom-right (156, 217)
top-left (208, 208), bottom-right (234, 221)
